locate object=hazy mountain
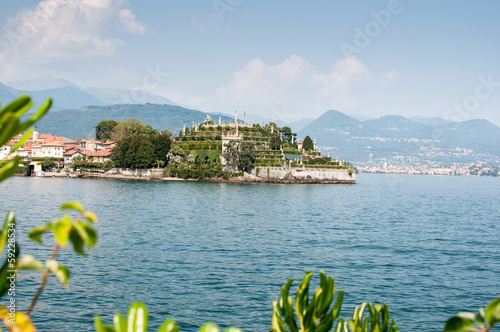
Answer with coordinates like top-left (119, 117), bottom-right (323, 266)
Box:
top-left (243, 113), bottom-right (313, 131)
top-left (1, 78), bottom-right (179, 110)
top-left (287, 118), bottom-right (315, 132)
top-left (299, 110), bottom-right (500, 166)
top-left (82, 87), bottom-right (178, 106)
top-left (0, 83), bottom-right (106, 110)
top-left (35, 104), bottom-right (235, 139)
top-left (363, 115), bottom-right (434, 139)
top-left (8, 76), bottom-right (78, 90)
top-left (411, 116), bottom-right (454, 126)
top-left (349, 113), bottom-right (376, 121)
top-left (0, 83), bottom-right (18, 104)
top-left (29, 86), bottom-right (108, 110)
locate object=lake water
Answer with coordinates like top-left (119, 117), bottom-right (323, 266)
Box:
top-left (0, 174), bottom-right (499, 331)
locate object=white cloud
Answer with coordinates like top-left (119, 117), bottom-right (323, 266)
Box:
top-left (0, 0), bottom-right (145, 80)
top-left (119, 9), bottom-right (146, 34)
top-left (216, 55), bottom-right (373, 118)
top-left (380, 70), bottom-right (399, 87)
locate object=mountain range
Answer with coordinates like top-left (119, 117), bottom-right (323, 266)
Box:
top-left (35, 104), bottom-right (234, 139)
top-left (297, 110), bottom-right (500, 166)
top-left (0, 76), bottom-right (176, 110)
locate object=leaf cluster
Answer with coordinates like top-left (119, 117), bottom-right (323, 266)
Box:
top-left (270, 271), bottom-right (398, 332)
top-left (444, 298), bottom-right (500, 332)
top-left (0, 96), bottom-right (52, 182)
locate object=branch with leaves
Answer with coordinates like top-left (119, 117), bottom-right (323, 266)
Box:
top-left (444, 298), bottom-right (500, 332)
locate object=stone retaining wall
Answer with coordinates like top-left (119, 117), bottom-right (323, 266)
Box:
top-left (249, 167), bottom-right (355, 184)
top-left (106, 168), bottom-right (164, 178)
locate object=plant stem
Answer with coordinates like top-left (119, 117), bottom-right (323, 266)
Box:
top-left (27, 243), bottom-right (60, 315)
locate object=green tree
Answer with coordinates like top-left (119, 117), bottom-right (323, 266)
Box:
top-left (270, 136), bottom-right (282, 150)
top-left (110, 118), bottom-right (159, 141)
top-left (95, 120), bottom-right (117, 141)
top-left (222, 141), bottom-right (255, 172)
top-left (135, 138), bottom-right (156, 169)
top-left (111, 136), bottom-right (132, 168)
top-left (41, 160), bottom-right (56, 171)
top-left (303, 135), bottom-right (314, 151)
top-left (150, 133), bottom-right (171, 164)
top-left (238, 142), bottom-right (256, 172)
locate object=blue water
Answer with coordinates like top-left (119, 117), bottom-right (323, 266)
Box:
top-left (0, 174), bottom-right (499, 331)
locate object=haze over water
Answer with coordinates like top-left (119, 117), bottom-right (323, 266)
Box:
top-left (1, 174), bottom-right (499, 331)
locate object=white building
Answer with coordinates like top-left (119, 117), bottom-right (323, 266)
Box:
top-left (31, 142), bottom-right (64, 158)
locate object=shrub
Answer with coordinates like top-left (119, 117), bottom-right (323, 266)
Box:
top-left (303, 135), bottom-right (314, 151)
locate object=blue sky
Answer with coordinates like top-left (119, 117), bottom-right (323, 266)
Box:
top-left (1, 0), bottom-right (499, 125)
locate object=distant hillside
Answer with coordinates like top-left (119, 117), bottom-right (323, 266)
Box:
top-left (8, 76), bottom-right (78, 90)
top-left (299, 110), bottom-right (500, 166)
top-left (82, 87), bottom-right (177, 106)
top-left (0, 77), bottom-right (177, 110)
top-left (35, 104), bottom-right (234, 139)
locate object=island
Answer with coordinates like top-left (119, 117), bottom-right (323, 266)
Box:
top-left (3, 113), bottom-right (356, 184)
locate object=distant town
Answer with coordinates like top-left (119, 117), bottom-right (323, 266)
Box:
top-left (357, 164), bottom-right (499, 177)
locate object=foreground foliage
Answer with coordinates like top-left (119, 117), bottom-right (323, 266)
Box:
top-left (0, 96), bottom-right (52, 182)
top-left (0, 96), bottom-right (97, 330)
top-left (444, 298), bottom-right (500, 332)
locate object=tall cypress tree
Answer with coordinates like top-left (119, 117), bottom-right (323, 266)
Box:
top-left (303, 135), bottom-right (314, 151)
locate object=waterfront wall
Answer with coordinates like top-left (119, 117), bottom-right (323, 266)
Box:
top-left (98, 167), bottom-right (355, 184)
top-left (106, 168), bottom-right (164, 178)
top-left (248, 167), bottom-right (355, 184)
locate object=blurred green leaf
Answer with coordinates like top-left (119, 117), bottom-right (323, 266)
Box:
top-left (0, 95), bottom-right (31, 119)
top-left (10, 128), bottom-right (32, 154)
top-left (81, 222), bottom-right (98, 247)
top-left (69, 227), bottom-right (85, 255)
top-left (272, 301), bottom-right (287, 332)
top-left (225, 328), bottom-right (243, 332)
top-left (0, 211), bottom-right (15, 257)
top-left (0, 242), bottom-right (19, 298)
top-left (199, 323), bottom-right (220, 332)
top-left (0, 157), bottom-right (20, 184)
top-left (127, 302), bottom-right (148, 332)
top-left (83, 211), bottom-right (98, 223)
top-left (28, 224), bottom-right (50, 243)
top-left (157, 318), bottom-right (180, 332)
top-left (485, 298), bottom-right (500, 327)
top-left (46, 259), bottom-right (70, 288)
top-left (95, 315), bottom-right (116, 332)
top-left (54, 215), bottom-right (72, 247)
top-left (17, 255), bottom-right (43, 270)
top-left (60, 201), bottom-right (84, 213)
top-left (113, 312), bottom-right (126, 332)
top-left (443, 316), bottom-right (473, 332)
